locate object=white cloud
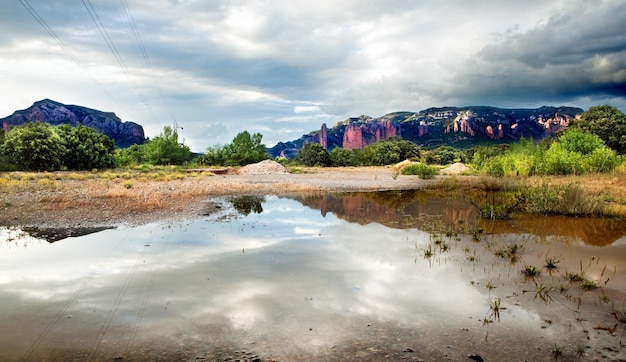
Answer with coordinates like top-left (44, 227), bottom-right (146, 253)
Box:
top-left (1, 0), bottom-right (624, 151)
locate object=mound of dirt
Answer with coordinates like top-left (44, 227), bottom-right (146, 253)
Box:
top-left (237, 160), bottom-right (290, 175)
top-left (440, 162), bottom-right (470, 175)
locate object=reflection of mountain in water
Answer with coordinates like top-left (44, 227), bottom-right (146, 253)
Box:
top-left (293, 190), bottom-right (479, 230)
top-left (484, 215), bottom-right (626, 247)
top-left (291, 191), bottom-right (626, 247)
top-left (22, 226), bottom-right (113, 243)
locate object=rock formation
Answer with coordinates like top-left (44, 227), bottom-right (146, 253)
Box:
top-left (1, 99), bottom-right (146, 147)
top-left (342, 119), bottom-right (400, 149)
top-left (268, 105), bottom-right (584, 158)
top-left (319, 123), bottom-right (328, 149)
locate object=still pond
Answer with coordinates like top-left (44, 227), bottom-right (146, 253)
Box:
top-left (1, 191), bottom-right (626, 361)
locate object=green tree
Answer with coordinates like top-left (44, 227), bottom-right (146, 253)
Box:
top-left (428, 145), bottom-right (460, 165)
top-left (354, 145), bottom-right (376, 166)
top-left (372, 141), bottom-right (401, 165)
top-left (330, 147), bottom-right (356, 166)
top-left (393, 139), bottom-right (422, 160)
top-left (57, 124), bottom-right (116, 170)
top-left (2, 122), bottom-right (65, 171)
top-left (194, 145), bottom-right (225, 166)
top-left (115, 144), bottom-right (145, 167)
top-left (557, 127), bottom-right (605, 155)
top-left (0, 129), bottom-right (15, 171)
top-left (573, 105), bottom-right (626, 154)
top-left (296, 143), bottom-right (331, 167)
top-left (222, 131), bottom-right (269, 166)
top-left (142, 126), bottom-right (193, 165)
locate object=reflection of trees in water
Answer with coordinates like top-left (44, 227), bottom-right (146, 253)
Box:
top-left (228, 195), bottom-right (265, 216)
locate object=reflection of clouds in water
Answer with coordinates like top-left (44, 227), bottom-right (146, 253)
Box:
top-left (1, 195), bottom-right (622, 357)
top-left (317, 222), bottom-right (487, 325)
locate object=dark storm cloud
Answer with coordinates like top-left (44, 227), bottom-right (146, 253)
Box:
top-left (452, 0), bottom-right (626, 105)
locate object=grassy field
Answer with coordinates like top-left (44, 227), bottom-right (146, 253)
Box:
top-left (1, 165), bottom-right (625, 227)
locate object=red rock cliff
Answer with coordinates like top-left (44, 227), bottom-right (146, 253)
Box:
top-left (342, 120), bottom-right (400, 149)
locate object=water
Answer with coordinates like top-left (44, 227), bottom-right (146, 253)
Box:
top-left (1, 192), bottom-right (625, 361)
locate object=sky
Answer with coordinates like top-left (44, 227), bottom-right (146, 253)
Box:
top-left (1, 0), bottom-right (625, 152)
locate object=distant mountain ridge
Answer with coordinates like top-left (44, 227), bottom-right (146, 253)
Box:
top-left (270, 105), bottom-right (584, 158)
top-left (0, 99), bottom-right (146, 147)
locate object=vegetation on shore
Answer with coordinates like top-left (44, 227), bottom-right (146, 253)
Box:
top-left (1, 105), bottom-right (625, 220)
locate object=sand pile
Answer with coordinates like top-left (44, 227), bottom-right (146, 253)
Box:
top-left (237, 160), bottom-right (290, 175)
top-left (440, 162), bottom-right (470, 175)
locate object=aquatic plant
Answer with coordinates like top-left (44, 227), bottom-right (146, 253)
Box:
top-left (580, 279), bottom-right (598, 292)
top-left (551, 343), bottom-right (564, 359)
top-left (423, 244), bottom-right (434, 259)
top-left (576, 345), bottom-right (585, 358)
top-left (472, 229), bottom-right (482, 242)
top-left (521, 264), bottom-right (541, 280)
top-left (494, 243), bottom-right (522, 264)
top-left (565, 272), bottom-right (585, 284)
top-left (532, 282), bottom-right (553, 304)
top-left (488, 297), bottom-right (502, 322)
top-left (544, 256), bottom-right (560, 270)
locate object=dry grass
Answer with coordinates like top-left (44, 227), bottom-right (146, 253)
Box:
top-left (2, 166), bottom-right (625, 227)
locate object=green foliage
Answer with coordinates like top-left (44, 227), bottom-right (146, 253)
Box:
top-left (558, 127), bottom-right (605, 155)
top-left (330, 147), bottom-right (357, 166)
top-left (424, 145), bottom-right (460, 165)
top-left (141, 126), bottom-right (193, 165)
top-left (519, 183), bottom-right (601, 216)
top-left (354, 145), bottom-right (376, 166)
top-left (195, 131), bottom-right (268, 167)
top-left (296, 143), bottom-right (331, 167)
top-left (2, 122), bottom-right (65, 171)
top-left (400, 162), bottom-right (438, 179)
top-left (347, 138), bottom-right (422, 166)
top-left (221, 131), bottom-right (269, 166)
top-left (391, 138), bottom-right (421, 160)
top-left (472, 129), bottom-right (621, 177)
top-left (115, 144), bottom-right (145, 167)
top-left (573, 105), bottom-right (626, 154)
top-left (194, 145), bottom-right (225, 166)
top-left (372, 141), bottom-right (401, 165)
top-left (57, 124), bottom-right (116, 170)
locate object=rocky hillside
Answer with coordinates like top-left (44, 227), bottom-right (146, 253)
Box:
top-left (270, 106), bottom-right (584, 158)
top-left (1, 99), bottom-right (146, 147)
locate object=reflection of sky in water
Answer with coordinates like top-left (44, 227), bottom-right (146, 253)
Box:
top-left (1, 196), bottom-right (624, 360)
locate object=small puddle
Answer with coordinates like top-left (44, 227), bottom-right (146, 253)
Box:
top-left (1, 192), bottom-right (625, 361)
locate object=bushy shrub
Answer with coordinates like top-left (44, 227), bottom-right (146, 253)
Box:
top-left (474, 129), bottom-right (621, 177)
top-left (520, 183), bottom-right (601, 216)
top-left (400, 162), bottom-right (438, 179)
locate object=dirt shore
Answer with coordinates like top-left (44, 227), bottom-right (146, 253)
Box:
top-left (0, 167), bottom-right (435, 228)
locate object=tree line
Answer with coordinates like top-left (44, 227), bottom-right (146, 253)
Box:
top-left (0, 105), bottom-right (624, 172)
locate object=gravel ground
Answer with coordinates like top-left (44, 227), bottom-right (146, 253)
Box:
top-left (0, 167), bottom-right (435, 228)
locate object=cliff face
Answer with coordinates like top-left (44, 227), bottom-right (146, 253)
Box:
top-left (1, 99), bottom-right (146, 147)
top-left (269, 105), bottom-right (584, 158)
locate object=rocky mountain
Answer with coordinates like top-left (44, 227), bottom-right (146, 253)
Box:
top-left (269, 106), bottom-right (584, 158)
top-left (1, 99), bottom-right (146, 147)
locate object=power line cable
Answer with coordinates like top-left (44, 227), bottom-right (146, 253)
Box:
top-left (120, 0), bottom-right (177, 122)
top-left (17, 0), bottom-right (136, 119)
top-left (81, 0), bottom-right (160, 123)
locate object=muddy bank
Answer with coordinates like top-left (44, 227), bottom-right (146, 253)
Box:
top-left (0, 167), bottom-right (436, 228)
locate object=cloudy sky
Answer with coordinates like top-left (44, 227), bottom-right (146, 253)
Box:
top-left (1, 0), bottom-right (625, 151)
